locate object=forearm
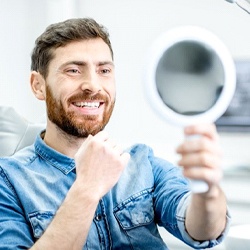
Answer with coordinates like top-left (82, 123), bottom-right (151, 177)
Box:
top-left (185, 185), bottom-right (227, 241)
top-left (31, 180), bottom-right (99, 250)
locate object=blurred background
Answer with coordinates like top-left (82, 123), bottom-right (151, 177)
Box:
top-left (0, 0), bottom-right (249, 249)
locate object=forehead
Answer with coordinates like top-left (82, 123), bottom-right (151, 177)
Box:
top-left (51, 38), bottom-right (113, 66)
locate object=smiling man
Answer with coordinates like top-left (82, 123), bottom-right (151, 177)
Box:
top-left (0, 18), bottom-right (230, 250)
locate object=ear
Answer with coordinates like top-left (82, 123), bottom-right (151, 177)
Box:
top-left (30, 71), bottom-right (46, 100)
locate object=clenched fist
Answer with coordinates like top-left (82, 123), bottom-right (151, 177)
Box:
top-left (74, 131), bottom-right (130, 200)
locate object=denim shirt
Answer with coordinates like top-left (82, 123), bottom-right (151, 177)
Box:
top-left (0, 134), bottom-right (230, 249)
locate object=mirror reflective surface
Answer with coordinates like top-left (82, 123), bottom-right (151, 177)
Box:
top-left (156, 41), bottom-right (225, 116)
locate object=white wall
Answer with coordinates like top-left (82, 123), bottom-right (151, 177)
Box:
top-left (1, 0), bottom-right (250, 168)
top-left (0, 0), bottom-right (78, 124)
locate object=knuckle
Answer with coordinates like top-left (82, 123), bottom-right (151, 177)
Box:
top-left (200, 138), bottom-right (208, 150)
top-left (199, 153), bottom-right (209, 166)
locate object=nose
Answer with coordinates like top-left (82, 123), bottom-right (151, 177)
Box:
top-left (80, 69), bottom-right (101, 93)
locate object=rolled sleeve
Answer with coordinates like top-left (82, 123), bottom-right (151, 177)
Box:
top-left (176, 192), bottom-right (232, 249)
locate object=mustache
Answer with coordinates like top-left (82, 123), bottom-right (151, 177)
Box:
top-left (68, 92), bottom-right (108, 102)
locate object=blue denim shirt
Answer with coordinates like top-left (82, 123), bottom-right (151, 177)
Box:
top-left (0, 134), bottom-right (230, 249)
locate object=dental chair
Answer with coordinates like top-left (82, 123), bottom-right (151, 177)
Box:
top-left (0, 106), bottom-right (45, 157)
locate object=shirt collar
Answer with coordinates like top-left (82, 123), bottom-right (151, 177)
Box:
top-left (34, 131), bottom-right (76, 175)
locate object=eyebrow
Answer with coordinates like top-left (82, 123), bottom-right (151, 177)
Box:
top-left (59, 60), bottom-right (115, 69)
top-left (99, 61), bottom-right (115, 67)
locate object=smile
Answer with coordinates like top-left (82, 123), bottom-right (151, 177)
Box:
top-left (73, 101), bottom-right (101, 108)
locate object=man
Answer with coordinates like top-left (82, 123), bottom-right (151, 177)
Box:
top-left (0, 18), bottom-right (230, 249)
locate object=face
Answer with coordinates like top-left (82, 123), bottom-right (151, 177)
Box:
top-left (44, 38), bottom-right (116, 137)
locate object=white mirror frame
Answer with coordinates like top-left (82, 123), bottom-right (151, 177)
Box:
top-left (144, 26), bottom-right (236, 127)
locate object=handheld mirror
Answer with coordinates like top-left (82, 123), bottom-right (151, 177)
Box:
top-left (144, 26), bottom-right (236, 193)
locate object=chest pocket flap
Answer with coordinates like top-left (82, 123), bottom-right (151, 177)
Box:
top-left (114, 189), bottom-right (154, 230)
top-left (28, 211), bottom-right (54, 238)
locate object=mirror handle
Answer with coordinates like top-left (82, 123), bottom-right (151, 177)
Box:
top-left (185, 134), bottom-right (209, 193)
top-left (189, 179), bottom-right (209, 193)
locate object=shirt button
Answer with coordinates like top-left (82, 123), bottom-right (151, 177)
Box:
top-left (95, 214), bottom-right (102, 221)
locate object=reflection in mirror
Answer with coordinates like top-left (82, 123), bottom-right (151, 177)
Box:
top-left (156, 41), bottom-right (225, 115)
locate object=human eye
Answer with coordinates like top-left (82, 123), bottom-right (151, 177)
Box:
top-left (66, 68), bottom-right (80, 74)
top-left (100, 68), bottom-right (111, 74)
top-left (98, 63), bottom-right (114, 76)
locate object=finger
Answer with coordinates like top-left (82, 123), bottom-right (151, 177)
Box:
top-left (77, 131), bottom-right (109, 156)
top-left (105, 138), bottom-right (117, 148)
top-left (182, 165), bottom-right (223, 184)
top-left (178, 151), bottom-right (222, 169)
top-left (184, 123), bottom-right (219, 141)
top-left (112, 144), bottom-right (123, 155)
top-left (176, 137), bottom-right (222, 155)
top-left (101, 138), bottom-right (123, 156)
top-left (93, 130), bottom-right (109, 142)
top-left (83, 134), bottom-right (93, 143)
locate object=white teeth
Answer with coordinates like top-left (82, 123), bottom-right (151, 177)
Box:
top-left (74, 102), bottom-right (100, 108)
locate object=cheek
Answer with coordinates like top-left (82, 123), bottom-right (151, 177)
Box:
top-left (106, 83), bottom-right (116, 101)
top-left (47, 83), bottom-right (70, 102)
top-left (111, 88), bottom-right (116, 100)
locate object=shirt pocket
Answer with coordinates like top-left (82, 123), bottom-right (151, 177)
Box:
top-left (28, 211), bottom-right (55, 238)
top-left (114, 188), bottom-right (154, 230)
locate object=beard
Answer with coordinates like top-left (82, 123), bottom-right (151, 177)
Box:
top-left (45, 85), bottom-right (115, 138)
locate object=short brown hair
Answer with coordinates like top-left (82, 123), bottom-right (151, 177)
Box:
top-left (31, 18), bottom-right (113, 78)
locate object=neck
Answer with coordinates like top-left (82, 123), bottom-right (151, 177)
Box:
top-left (43, 122), bottom-right (86, 158)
